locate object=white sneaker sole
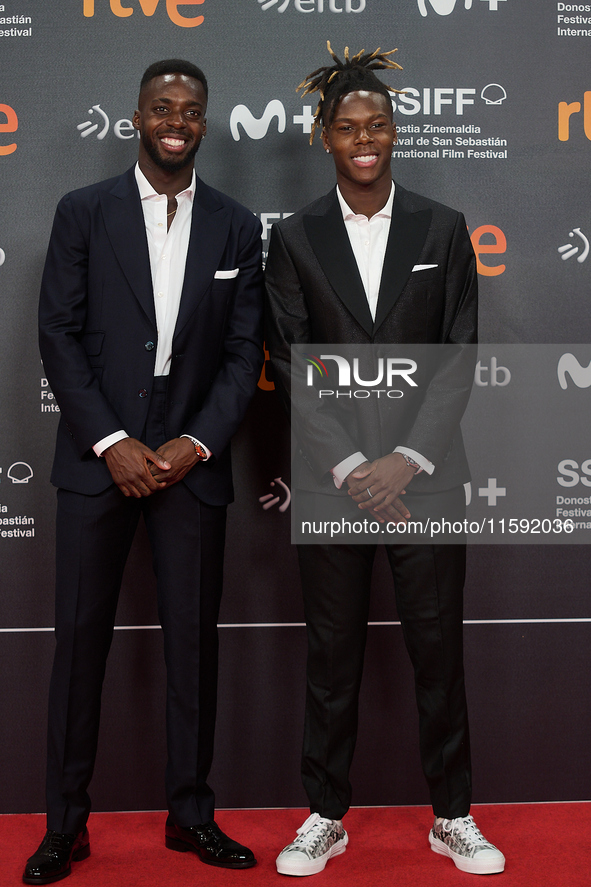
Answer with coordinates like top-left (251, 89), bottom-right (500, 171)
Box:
top-left (276, 833), bottom-right (348, 876)
top-left (429, 833), bottom-right (505, 875)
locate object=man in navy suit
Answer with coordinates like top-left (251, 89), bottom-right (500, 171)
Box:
top-left (24, 59), bottom-right (262, 883)
top-left (265, 45), bottom-right (505, 878)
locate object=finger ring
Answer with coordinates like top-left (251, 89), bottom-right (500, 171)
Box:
top-left (366, 487), bottom-right (373, 498)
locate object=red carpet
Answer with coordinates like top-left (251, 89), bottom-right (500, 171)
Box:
top-left (3, 804), bottom-right (590, 887)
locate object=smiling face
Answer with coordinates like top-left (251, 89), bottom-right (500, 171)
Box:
top-left (321, 90), bottom-right (397, 205)
top-left (133, 73), bottom-right (207, 175)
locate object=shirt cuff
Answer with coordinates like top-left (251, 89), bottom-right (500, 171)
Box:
top-left (94, 430), bottom-right (129, 457)
top-left (331, 451), bottom-right (368, 489)
top-left (181, 434), bottom-right (211, 461)
top-left (394, 446), bottom-right (435, 475)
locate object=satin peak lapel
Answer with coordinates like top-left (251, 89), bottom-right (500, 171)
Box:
top-left (373, 199), bottom-right (432, 333)
top-left (303, 195), bottom-right (374, 336)
top-left (100, 170), bottom-right (155, 325)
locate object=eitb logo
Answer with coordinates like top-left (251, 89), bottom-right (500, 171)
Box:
top-left (258, 0), bottom-right (365, 12)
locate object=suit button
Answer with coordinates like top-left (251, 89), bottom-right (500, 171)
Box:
top-left (144, 341), bottom-right (155, 351)
top-left (138, 389), bottom-right (148, 398)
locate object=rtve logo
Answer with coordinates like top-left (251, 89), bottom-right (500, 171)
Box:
top-left (418, 0), bottom-right (506, 15)
top-left (82, 0), bottom-right (204, 27)
top-left (0, 103), bottom-right (17, 155)
top-left (558, 91), bottom-right (591, 141)
top-left (469, 225), bottom-right (506, 277)
top-left (258, 0), bottom-right (364, 11)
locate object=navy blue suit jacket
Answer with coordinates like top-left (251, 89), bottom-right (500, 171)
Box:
top-left (39, 165), bottom-right (264, 505)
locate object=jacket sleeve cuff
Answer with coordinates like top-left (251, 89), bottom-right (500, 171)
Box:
top-left (331, 451), bottom-right (368, 489)
top-left (94, 430), bottom-right (129, 457)
top-left (180, 434), bottom-right (211, 461)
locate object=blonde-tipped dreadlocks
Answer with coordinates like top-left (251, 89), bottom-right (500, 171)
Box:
top-left (296, 41), bottom-right (404, 145)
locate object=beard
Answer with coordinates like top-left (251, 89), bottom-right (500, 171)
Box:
top-left (142, 133), bottom-right (201, 173)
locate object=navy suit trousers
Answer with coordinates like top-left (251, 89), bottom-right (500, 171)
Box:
top-left (46, 379), bottom-right (227, 833)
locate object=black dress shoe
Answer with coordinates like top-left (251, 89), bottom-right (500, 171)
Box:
top-left (23, 829), bottom-right (90, 884)
top-left (165, 815), bottom-right (256, 868)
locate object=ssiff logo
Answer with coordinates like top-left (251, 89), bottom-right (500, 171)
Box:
top-left (418, 0), bottom-right (506, 14)
top-left (557, 227), bottom-right (589, 264)
top-left (0, 103), bottom-right (17, 155)
top-left (557, 354), bottom-right (591, 389)
top-left (83, 0), bottom-right (204, 27)
top-left (6, 462), bottom-right (34, 483)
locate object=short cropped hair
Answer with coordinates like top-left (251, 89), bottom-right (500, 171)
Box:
top-left (139, 59), bottom-right (208, 99)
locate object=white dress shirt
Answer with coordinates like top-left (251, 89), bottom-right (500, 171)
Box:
top-left (331, 183), bottom-right (434, 487)
top-left (137, 163), bottom-right (194, 377)
top-left (93, 164), bottom-right (209, 459)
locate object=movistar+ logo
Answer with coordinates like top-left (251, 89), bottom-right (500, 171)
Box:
top-left (418, 0), bottom-right (506, 14)
top-left (558, 354), bottom-right (591, 389)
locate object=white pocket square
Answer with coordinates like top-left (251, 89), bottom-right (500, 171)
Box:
top-left (412, 264), bottom-right (438, 271)
top-left (214, 268), bottom-right (239, 279)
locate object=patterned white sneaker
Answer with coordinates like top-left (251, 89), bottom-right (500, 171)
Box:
top-left (429, 814), bottom-right (505, 874)
top-left (276, 813), bottom-right (348, 876)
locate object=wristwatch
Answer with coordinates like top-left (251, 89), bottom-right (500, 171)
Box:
top-left (401, 453), bottom-right (424, 475)
top-left (183, 435), bottom-right (207, 460)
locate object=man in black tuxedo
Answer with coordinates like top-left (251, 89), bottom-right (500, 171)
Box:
top-left (24, 59), bottom-right (263, 883)
top-left (265, 45), bottom-right (504, 877)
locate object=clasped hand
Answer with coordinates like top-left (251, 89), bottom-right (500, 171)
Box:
top-left (346, 452), bottom-right (416, 524)
top-left (104, 437), bottom-right (200, 498)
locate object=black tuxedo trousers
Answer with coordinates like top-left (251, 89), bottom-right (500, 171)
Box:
top-left (46, 380), bottom-right (227, 833)
top-left (296, 488), bottom-right (471, 821)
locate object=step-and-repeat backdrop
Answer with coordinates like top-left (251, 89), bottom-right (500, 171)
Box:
top-left (1, 1), bottom-right (590, 814)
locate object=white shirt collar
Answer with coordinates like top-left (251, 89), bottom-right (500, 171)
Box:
top-left (336, 181), bottom-right (395, 221)
top-left (134, 162), bottom-right (195, 203)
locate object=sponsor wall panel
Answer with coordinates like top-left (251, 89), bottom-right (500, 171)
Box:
top-left (1, 0), bottom-right (590, 814)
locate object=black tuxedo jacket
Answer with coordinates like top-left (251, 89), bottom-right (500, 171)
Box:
top-left (264, 183), bottom-right (477, 495)
top-left (39, 166), bottom-right (263, 505)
